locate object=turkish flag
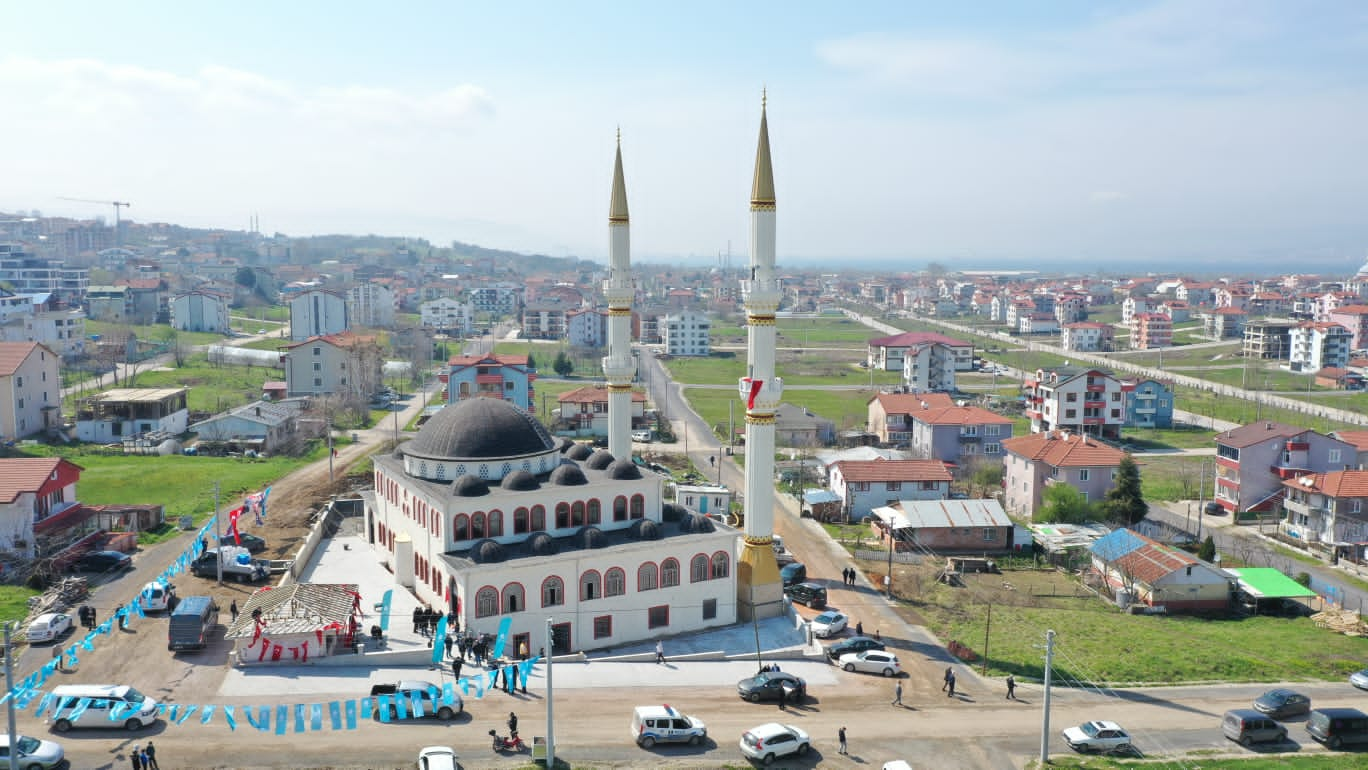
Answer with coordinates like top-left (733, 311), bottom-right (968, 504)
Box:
top-left (747, 378), bottom-right (764, 409)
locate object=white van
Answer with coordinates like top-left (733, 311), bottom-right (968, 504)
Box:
top-left (48, 685), bottom-right (159, 732)
top-left (135, 580), bottom-right (174, 613)
top-left (631, 704), bottom-right (706, 748)
top-left (632, 430), bottom-right (654, 443)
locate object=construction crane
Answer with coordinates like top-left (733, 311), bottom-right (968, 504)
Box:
top-left (58, 197), bottom-right (131, 246)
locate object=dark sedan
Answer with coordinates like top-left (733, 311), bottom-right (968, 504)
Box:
top-left (825, 635), bottom-right (886, 661)
top-left (1254, 688), bottom-right (1311, 719)
top-left (737, 672), bottom-right (806, 703)
top-left (73, 550), bottom-right (132, 573)
top-left (215, 533), bottom-right (268, 554)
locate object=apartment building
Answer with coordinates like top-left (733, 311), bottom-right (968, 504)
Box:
top-left (420, 297), bottom-right (475, 335)
top-left (566, 309), bottom-right (608, 348)
top-left (901, 342), bottom-right (957, 392)
top-left (1131, 312), bottom-right (1172, 350)
top-left (906, 405), bottom-right (1014, 466)
top-left (0, 342), bottom-right (61, 440)
top-left (171, 290), bottom-right (231, 333)
top-left (282, 333), bottom-right (383, 398)
top-left (866, 392), bottom-right (956, 445)
top-left (663, 310), bottom-right (710, 356)
top-left (1242, 318), bottom-right (1297, 360)
top-left (1202, 307), bottom-right (1248, 339)
top-left (1288, 322), bottom-right (1352, 373)
top-left (1061, 322), bottom-right (1114, 352)
top-left (1212, 421), bottom-right (1355, 514)
top-left (1327, 305), bottom-right (1368, 350)
top-left (866, 331), bottom-right (973, 371)
top-left (522, 299), bottom-right (571, 341)
top-left (1123, 378), bottom-right (1174, 429)
top-left (289, 289), bottom-right (349, 341)
top-left (1281, 471), bottom-right (1368, 561)
top-left (0, 245), bottom-right (89, 305)
top-left (444, 353), bottom-right (535, 411)
top-left (1022, 365), bottom-right (1126, 439)
top-left (346, 282), bottom-right (396, 328)
top-left (1002, 430), bottom-right (1127, 517)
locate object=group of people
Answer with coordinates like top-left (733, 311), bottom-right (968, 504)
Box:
top-left (411, 606), bottom-right (451, 637)
top-left (128, 741), bottom-right (159, 770)
top-left (840, 566), bottom-right (858, 586)
top-left (77, 605), bottom-right (98, 630)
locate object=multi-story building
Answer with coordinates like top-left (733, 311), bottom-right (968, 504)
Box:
top-left (866, 331), bottom-right (972, 371)
top-left (75, 387), bottom-right (189, 443)
top-left (445, 353), bottom-right (535, 411)
top-left (419, 297), bottom-right (475, 335)
top-left (1002, 430), bottom-right (1127, 517)
top-left (0, 342), bottom-right (61, 440)
top-left (663, 310), bottom-right (710, 356)
top-left (1121, 296), bottom-right (1151, 325)
top-left (556, 386), bottom-right (647, 437)
top-left (346, 282), bottom-right (396, 328)
top-left (866, 392), bottom-right (956, 445)
top-left (467, 284), bottom-right (523, 317)
top-left (1061, 322), bottom-right (1114, 352)
top-left (0, 293), bottom-right (85, 357)
top-left (0, 457), bottom-right (85, 558)
top-left (906, 405), bottom-right (1014, 466)
top-left (1212, 422), bottom-right (1356, 514)
top-left (0, 245), bottom-right (89, 305)
top-left (1022, 365), bottom-right (1126, 439)
top-left (1131, 312), bottom-right (1172, 350)
top-left (1053, 293), bottom-right (1088, 324)
top-left (1328, 305), bottom-right (1368, 350)
top-left (1242, 318), bottom-right (1297, 360)
top-left (521, 299), bottom-right (571, 341)
top-left (829, 459), bottom-right (952, 521)
top-left (901, 342), bottom-right (957, 392)
top-left (171, 289), bottom-right (231, 333)
top-left (289, 289), bottom-right (349, 341)
top-left (1202, 307), bottom-right (1248, 339)
top-left (566, 309), bottom-right (608, 348)
top-left (1018, 312), bottom-right (1059, 335)
top-left (1288, 322), bottom-right (1352, 373)
top-left (1158, 300), bottom-right (1191, 323)
top-left (1123, 378), bottom-right (1174, 429)
top-left (1280, 470), bottom-right (1368, 561)
top-left (282, 333), bottom-right (383, 398)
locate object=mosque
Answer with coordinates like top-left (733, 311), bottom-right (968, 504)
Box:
top-left (363, 100), bottom-right (784, 654)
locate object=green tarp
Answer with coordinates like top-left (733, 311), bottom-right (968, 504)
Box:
top-left (1228, 567), bottom-right (1317, 599)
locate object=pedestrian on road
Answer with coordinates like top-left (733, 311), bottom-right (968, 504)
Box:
top-left (942, 666), bottom-right (952, 692)
top-left (655, 640), bottom-right (666, 664)
top-left (1006, 674), bottom-right (1016, 700)
top-left (130, 744), bottom-right (143, 770)
top-left (891, 681), bottom-right (903, 706)
top-left (444, 634), bottom-right (454, 659)
top-left (855, 620), bottom-right (863, 637)
top-left (412, 607), bottom-right (421, 634)
top-left (88, 607), bottom-right (97, 628)
top-left (229, 600), bottom-right (238, 623)
top-left (51, 644), bottom-right (63, 672)
top-left (947, 670), bottom-right (957, 697)
top-left (144, 741), bottom-right (160, 770)
top-left (452, 656), bottom-right (463, 681)
top-left (838, 726), bottom-right (848, 754)
top-left (116, 604), bottom-right (127, 630)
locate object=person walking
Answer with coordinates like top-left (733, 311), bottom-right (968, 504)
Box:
top-left (507, 711), bottom-right (518, 737)
top-left (444, 634), bottom-right (454, 660)
top-left (891, 681), bottom-right (903, 706)
top-left (51, 644), bottom-right (63, 672)
top-left (838, 726), bottom-right (848, 754)
top-left (229, 600), bottom-right (239, 623)
top-left (946, 670), bottom-right (957, 697)
top-left (942, 666), bottom-right (952, 692)
top-left (855, 620), bottom-right (863, 637)
top-left (452, 655), bottom-right (463, 681)
top-left (1006, 674), bottom-right (1016, 700)
top-left (144, 741), bottom-right (160, 770)
top-left (130, 744), bottom-right (143, 770)
top-left (412, 607), bottom-right (421, 634)
top-left (655, 640), bottom-right (666, 664)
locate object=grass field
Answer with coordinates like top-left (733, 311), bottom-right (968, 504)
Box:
top-left (84, 320), bottom-right (226, 348)
top-left (1120, 425), bottom-right (1218, 449)
top-left (493, 341), bottom-right (601, 375)
top-left (712, 316), bottom-right (874, 348)
top-left (1177, 386), bottom-right (1361, 434)
top-left (683, 386), bottom-right (876, 438)
top-left (664, 351), bottom-right (900, 386)
top-left (66, 353), bottom-right (277, 414)
top-left (1105, 342), bottom-right (1242, 368)
top-left (232, 305), bottom-right (290, 322)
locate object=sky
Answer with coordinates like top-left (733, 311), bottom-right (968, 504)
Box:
top-left (3, 1), bottom-right (1368, 270)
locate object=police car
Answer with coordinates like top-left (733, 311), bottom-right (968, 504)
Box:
top-left (631, 704), bottom-right (706, 748)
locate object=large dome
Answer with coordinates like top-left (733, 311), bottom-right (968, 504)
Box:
top-left (404, 398), bottom-right (555, 462)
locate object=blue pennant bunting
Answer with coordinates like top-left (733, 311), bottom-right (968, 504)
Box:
top-left (310, 703), bottom-right (323, 731)
top-left (275, 704), bottom-right (288, 735)
top-left (223, 705), bottom-right (236, 731)
top-left (345, 699), bottom-right (357, 730)
top-left (329, 701), bottom-right (341, 731)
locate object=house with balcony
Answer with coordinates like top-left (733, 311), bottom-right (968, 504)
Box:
top-left (907, 405), bottom-right (1014, 467)
top-left (74, 387), bottom-right (189, 443)
top-left (420, 297), bottom-right (475, 335)
top-left (0, 342), bottom-right (61, 440)
top-left (1088, 529), bottom-right (1231, 611)
top-left (1122, 378), bottom-right (1174, 428)
top-left (1002, 430), bottom-right (1128, 517)
top-left (444, 353), bottom-right (535, 411)
top-left (556, 386), bottom-right (646, 437)
top-left (1061, 322), bottom-right (1114, 352)
top-left (867, 331), bottom-right (973, 372)
top-left (0, 457), bottom-right (92, 560)
top-left (901, 342), bottom-right (957, 392)
top-left (281, 333), bottom-right (384, 399)
top-left (521, 299), bottom-right (571, 341)
top-left (1327, 305), bottom-right (1368, 350)
top-left (1054, 293), bottom-right (1088, 324)
top-left (1243, 318), bottom-right (1298, 360)
top-left (1018, 312), bottom-right (1060, 335)
top-left (1281, 471), bottom-right (1368, 562)
top-left (1158, 300), bottom-right (1191, 323)
top-left (1121, 296), bottom-right (1152, 325)
top-left (1022, 365), bottom-right (1126, 439)
top-left (663, 309), bottom-right (710, 356)
top-left (829, 458), bottom-right (953, 521)
top-left (1288, 322), bottom-right (1352, 373)
top-left (866, 392), bottom-right (957, 445)
top-left (1203, 307), bottom-right (1248, 339)
top-left (1131, 312), bottom-right (1172, 350)
top-left (1331, 430), bottom-right (1368, 469)
top-left (1212, 421), bottom-right (1356, 514)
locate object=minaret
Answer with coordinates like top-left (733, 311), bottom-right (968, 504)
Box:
top-left (602, 129), bottom-right (637, 460)
top-left (737, 94), bottom-right (784, 621)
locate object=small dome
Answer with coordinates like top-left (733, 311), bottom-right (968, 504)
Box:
top-left (661, 503), bottom-right (688, 522)
top-left (556, 437), bottom-right (575, 454)
top-left (501, 470), bottom-right (540, 491)
top-left (607, 459), bottom-right (642, 480)
top-left (470, 539), bottom-right (505, 564)
top-left (527, 532), bottom-right (558, 556)
top-left (549, 463), bottom-right (588, 486)
top-left (629, 519), bottom-right (661, 541)
top-left (452, 474), bottom-right (490, 497)
top-left (566, 443), bottom-right (594, 461)
top-left (680, 513), bottom-right (715, 534)
top-left (392, 446), bottom-right (406, 460)
top-left (585, 450), bottom-right (615, 470)
top-left (578, 526), bottom-right (607, 549)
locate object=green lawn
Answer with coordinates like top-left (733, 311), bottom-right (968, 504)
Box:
top-left (1106, 342), bottom-right (1241, 368)
top-left (1120, 425), bottom-right (1218, 449)
top-left (664, 352), bottom-right (899, 386)
top-left (683, 386), bottom-right (878, 438)
top-left (85, 320), bottom-right (225, 348)
top-left (67, 353), bottom-right (277, 414)
top-left (711, 316), bottom-right (878, 349)
top-left (1177, 386), bottom-right (1361, 434)
top-left (493, 341), bottom-right (598, 375)
top-left (232, 305), bottom-right (290, 322)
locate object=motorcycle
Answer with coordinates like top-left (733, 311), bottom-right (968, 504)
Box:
top-left (489, 729), bottom-right (528, 753)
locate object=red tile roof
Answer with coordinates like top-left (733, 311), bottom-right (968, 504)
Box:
top-left (282, 332), bottom-right (374, 350)
top-left (0, 458), bottom-right (82, 503)
top-left (1001, 431), bottom-right (1127, 467)
top-left (448, 353), bottom-right (529, 367)
top-left (1214, 421), bottom-right (1304, 449)
top-left (1332, 431), bottom-right (1368, 451)
top-left (557, 386), bottom-right (646, 404)
top-left (1330, 305), bottom-right (1368, 316)
top-left (1283, 471), bottom-right (1368, 498)
top-left (1110, 531), bottom-right (1200, 585)
top-left (869, 392), bottom-right (956, 415)
top-left (833, 459), bottom-right (953, 483)
top-left (908, 406), bottom-right (1013, 426)
top-left (0, 342), bottom-right (45, 377)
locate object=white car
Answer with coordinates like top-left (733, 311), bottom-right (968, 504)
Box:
top-left (0, 734), bottom-right (64, 769)
top-left (810, 611), bottom-right (848, 638)
top-left (1062, 720), bottom-right (1133, 753)
top-left (740, 722), bottom-right (810, 765)
top-left (26, 613), bottom-right (71, 643)
top-left (838, 650), bottom-right (902, 677)
top-left (417, 745), bottom-right (457, 770)
top-left (1351, 668), bottom-right (1368, 690)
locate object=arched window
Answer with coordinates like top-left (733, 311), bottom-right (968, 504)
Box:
top-left (453, 514), bottom-right (470, 541)
top-left (630, 494), bottom-right (645, 519)
top-left (711, 551), bottom-right (730, 579)
top-left (471, 512), bottom-right (487, 539)
top-left (531, 505), bottom-right (546, 531)
top-left (571, 501), bottom-right (585, 527)
top-left (487, 510), bottom-right (503, 537)
top-left (502, 583), bottom-right (525, 614)
top-left (555, 502), bottom-right (570, 529)
top-left (580, 569), bottom-right (602, 601)
top-left (475, 586), bottom-right (499, 618)
top-left (690, 554), bottom-right (710, 583)
top-left (661, 558), bottom-right (680, 587)
top-left (613, 496), bottom-right (628, 521)
top-left (587, 499), bottom-right (602, 524)
top-left (604, 568), bottom-right (626, 597)
top-left (637, 562), bottom-right (658, 591)
top-left (513, 507), bottom-right (529, 534)
top-left (541, 576), bottom-right (565, 607)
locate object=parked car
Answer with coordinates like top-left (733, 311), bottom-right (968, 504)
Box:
top-left (0, 733), bottom-right (65, 769)
top-left (810, 611), bottom-right (848, 638)
top-left (1204, 501), bottom-right (1226, 515)
top-left (739, 722), bottom-right (810, 765)
top-left (1351, 668), bottom-right (1368, 690)
top-left (25, 613), bottom-right (71, 643)
top-left (826, 636), bottom-right (885, 661)
top-left (74, 550), bottom-right (131, 573)
top-left (1306, 707), bottom-right (1368, 749)
top-left (783, 582), bottom-right (827, 609)
top-left (631, 704), bottom-right (706, 748)
top-left (214, 532), bottom-right (267, 554)
top-left (779, 562), bottom-right (806, 586)
top-left (1222, 709), bottom-right (1287, 746)
top-left (737, 672), bottom-right (806, 704)
top-left (837, 650), bottom-right (902, 677)
top-left (370, 681), bottom-right (462, 721)
top-left (1062, 720), bottom-right (1133, 754)
top-left (1253, 688), bottom-right (1311, 719)
top-left (417, 745), bottom-right (458, 770)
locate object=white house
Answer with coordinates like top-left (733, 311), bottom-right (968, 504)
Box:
top-left (663, 310), bottom-right (710, 356)
top-left (674, 483), bottom-right (733, 519)
top-left (282, 333), bottom-right (384, 398)
top-left (75, 388), bottom-right (189, 443)
top-left (567, 309), bottom-right (608, 348)
top-left (829, 459), bottom-right (952, 521)
top-left (289, 289), bottom-right (349, 341)
top-left (0, 342), bottom-right (61, 440)
top-left (901, 342), bottom-right (957, 392)
top-left (171, 290), bottom-right (231, 333)
top-left (190, 399), bottom-right (306, 454)
top-left (1288, 322), bottom-right (1352, 373)
top-left (346, 282), bottom-right (395, 328)
top-left (420, 298), bottom-right (474, 335)
top-left (0, 457), bottom-right (83, 557)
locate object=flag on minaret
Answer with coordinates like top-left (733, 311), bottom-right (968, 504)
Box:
top-left (745, 378), bottom-right (764, 409)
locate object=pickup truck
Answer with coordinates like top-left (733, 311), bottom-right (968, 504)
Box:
top-left (370, 680), bottom-right (463, 721)
top-left (190, 546), bottom-right (269, 583)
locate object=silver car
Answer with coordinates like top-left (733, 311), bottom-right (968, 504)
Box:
top-left (0, 734), bottom-right (64, 769)
top-left (1351, 669), bottom-right (1368, 690)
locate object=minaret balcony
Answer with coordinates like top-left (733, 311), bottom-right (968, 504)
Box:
top-left (602, 355), bottom-right (636, 379)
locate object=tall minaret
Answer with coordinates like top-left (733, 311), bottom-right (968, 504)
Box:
top-left (737, 94), bottom-right (784, 621)
top-left (602, 129), bottom-right (637, 460)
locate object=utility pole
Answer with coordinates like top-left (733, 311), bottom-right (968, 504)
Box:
top-left (5, 622), bottom-right (17, 770)
top-left (886, 531), bottom-right (894, 599)
top-left (982, 603), bottom-right (992, 675)
top-left (1039, 630), bottom-right (1056, 763)
top-left (1196, 461), bottom-right (1207, 541)
top-left (327, 421), bottom-right (335, 483)
top-left (214, 481), bottom-right (223, 585)
top-left (545, 618), bottom-right (555, 769)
